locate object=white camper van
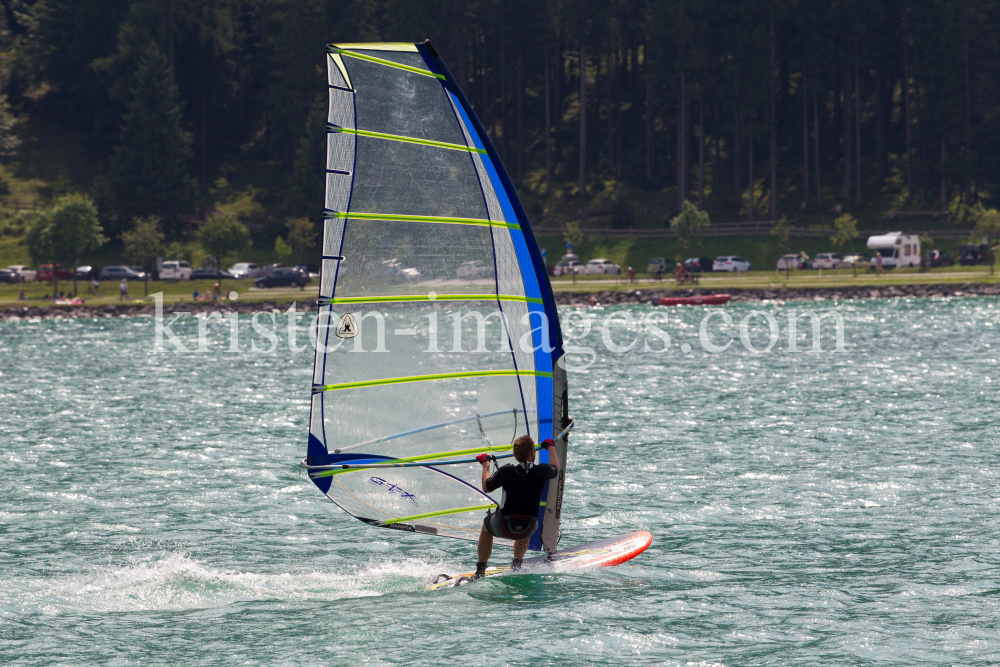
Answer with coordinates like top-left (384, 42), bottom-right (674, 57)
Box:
top-left (867, 232), bottom-right (920, 269)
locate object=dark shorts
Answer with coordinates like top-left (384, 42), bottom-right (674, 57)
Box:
top-left (484, 510), bottom-right (537, 540)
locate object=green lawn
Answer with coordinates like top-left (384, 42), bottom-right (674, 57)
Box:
top-left (0, 278), bottom-right (317, 308)
top-left (549, 265), bottom-right (1000, 293)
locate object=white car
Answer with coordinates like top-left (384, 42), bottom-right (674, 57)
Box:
top-left (713, 255), bottom-right (752, 272)
top-left (159, 260), bottom-right (193, 281)
top-left (552, 259), bottom-right (584, 276)
top-left (813, 253), bottom-right (842, 269)
top-left (582, 258), bottom-right (621, 275)
top-left (228, 262), bottom-right (260, 279)
top-left (7, 265), bottom-right (36, 282)
top-left (456, 260), bottom-right (492, 279)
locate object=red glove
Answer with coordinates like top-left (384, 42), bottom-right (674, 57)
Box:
top-left (476, 453), bottom-right (490, 464)
top-left (540, 439), bottom-right (554, 449)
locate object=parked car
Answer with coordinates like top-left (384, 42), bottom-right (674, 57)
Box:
top-left (0, 268), bottom-right (18, 283)
top-left (712, 255), bottom-right (752, 272)
top-left (552, 259), bottom-right (584, 276)
top-left (456, 260), bottom-right (492, 279)
top-left (646, 257), bottom-right (677, 275)
top-left (254, 267), bottom-right (311, 288)
top-left (812, 253), bottom-right (842, 269)
top-left (99, 265), bottom-right (144, 281)
top-left (159, 260), bottom-right (193, 281)
top-left (582, 258), bottom-right (621, 275)
top-left (959, 244), bottom-right (990, 266)
top-left (7, 265), bottom-right (36, 282)
top-left (926, 249), bottom-right (954, 267)
top-left (295, 264), bottom-right (321, 279)
top-left (841, 253), bottom-right (870, 268)
top-left (190, 268), bottom-right (236, 280)
top-left (257, 263), bottom-right (285, 278)
top-left (683, 257), bottom-right (713, 273)
top-left (74, 265), bottom-right (96, 280)
top-left (228, 262), bottom-right (261, 279)
top-left (37, 264), bottom-right (74, 281)
top-left (129, 266), bottom-right (149, 280)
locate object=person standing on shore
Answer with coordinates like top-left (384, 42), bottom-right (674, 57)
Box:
top-left (875, 253), bottom-right (883, 276)
top-left (119, 278), bottom-right (129, 301)
top-left (628, 266), bottom-right (635, 283)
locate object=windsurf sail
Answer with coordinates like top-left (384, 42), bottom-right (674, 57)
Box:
top-left (303, 41), bottom-right (569, 552)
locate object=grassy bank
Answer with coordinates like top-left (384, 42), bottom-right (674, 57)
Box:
top-left (549, 264), bottom-right (1000, 293)
top-left (0, 278), bottom-right (316, 309)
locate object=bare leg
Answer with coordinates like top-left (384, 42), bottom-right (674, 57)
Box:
top-left (513, 538), bottom-right (529, 560)
top-left (477, 525), bottom-right (493, 564)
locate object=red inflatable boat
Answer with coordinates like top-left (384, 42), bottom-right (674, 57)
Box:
top-left (658, 293), bottom-right (732, 306)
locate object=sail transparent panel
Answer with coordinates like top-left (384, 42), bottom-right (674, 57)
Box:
top-left (331, 219), bottom-right (496, 297)
top-left (348, 136), bottom-right (487, 219)
top-left (317, 303), bottom-right (515, 384)
top-left (344, 58), bottom-right (465, 146)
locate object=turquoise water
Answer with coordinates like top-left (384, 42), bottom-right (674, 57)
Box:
top-left (2, 297), bottom-right (999, 665)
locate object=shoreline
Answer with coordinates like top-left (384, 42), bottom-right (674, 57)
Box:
top-left (3, 283), bottom-right (1000, 320)
top-left (553, 282), bottom-right (1000, 306)
top-left (0, 299), bottom-right (318, 320)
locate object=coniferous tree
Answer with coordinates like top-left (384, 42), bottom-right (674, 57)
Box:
top-left (110, 42), bottom-right (193, 237)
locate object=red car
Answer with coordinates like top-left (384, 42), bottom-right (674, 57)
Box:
top-left (36, 264), bottom-right (74, 281)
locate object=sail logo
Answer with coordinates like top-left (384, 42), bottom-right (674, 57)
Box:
top-left (369, 476), bottom-right (419, 507)
top-left (336, 313), bottom-right (358, 338)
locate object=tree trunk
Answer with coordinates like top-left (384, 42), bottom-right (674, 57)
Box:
top-left (646, 55), bottom-right (653, 182)
top-left (905, 50), bottom-right (913, 202)
top-left (500, 37), bottom-right (506, 161)
top-left (698, 92), bottom-right (705, 209)
top-left (516, 50), bottom-right (523, 185)
top-left (814, 91), bottom-right (822, 207)
top-left (941, 138), bottom-right (947, 213)
top-left (554, 33), bottom-right (561, 178)
top-left (839, 69), bottom-right (853, 200)
top-left (734, 109), bottom-right (742, 207)
top-left (579, 40), bottom-right (587, 197)
top-left (545, 46), bottom-right (552, 195)
top-left (713, 99), bottom-right (720, 203)
top-left (607, 46), bottom-right (613, 176)
top-left (616, 45), bottom-right (622, 180)
top-left (802, 64), bottom-right (809, 207)
top-left (748, 134), bottom-right (754, 221)
top-left (875, 63), bottom-right (885, 182)
top-left (677, 70), bottom-right (686, 209)
top-left (769, 12), bottom-right (778, 219)
top-left (855, 64), bottom-right (861, 204)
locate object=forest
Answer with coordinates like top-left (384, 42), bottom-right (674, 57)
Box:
top-left (1, 0), bottom-right (999, 260)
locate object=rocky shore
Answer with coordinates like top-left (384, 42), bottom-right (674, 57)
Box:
top-left (4, 283), bottom-right (1000, 319)
top-left (554, 282), bottom-right (1000, 306)
top-left (0, 299), bottom-right (318, 320)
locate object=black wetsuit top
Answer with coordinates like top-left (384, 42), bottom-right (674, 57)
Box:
top-left (484, 463), bottom-right (558, 516)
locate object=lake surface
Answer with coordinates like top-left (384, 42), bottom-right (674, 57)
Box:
top-left (1, 297), bottom-right (999, 666)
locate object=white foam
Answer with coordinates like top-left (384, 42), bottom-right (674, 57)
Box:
top-left (2, 552), bottom-right (457, 613)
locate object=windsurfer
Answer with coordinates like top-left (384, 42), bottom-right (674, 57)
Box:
top-left (474, 435), bottom-right (560, 579)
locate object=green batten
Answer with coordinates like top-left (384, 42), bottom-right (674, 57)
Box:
top-left (313, 369), bottom-right (553, 394)
top-left (329, 47), bottom-right (446, 80)
top-left (324, 210), bottom-right (518, 229)
top-left (320, 294), bottom-right (543, 306)
top-left (384, 504), bottom-right (497, 525)
top-left (327, 125), bottom-right (486, 153)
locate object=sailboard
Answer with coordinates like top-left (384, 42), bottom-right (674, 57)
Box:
top-left (300, 40), bottom-right (649, 567)
top-left (426, 532), bottom-right (653, 590)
